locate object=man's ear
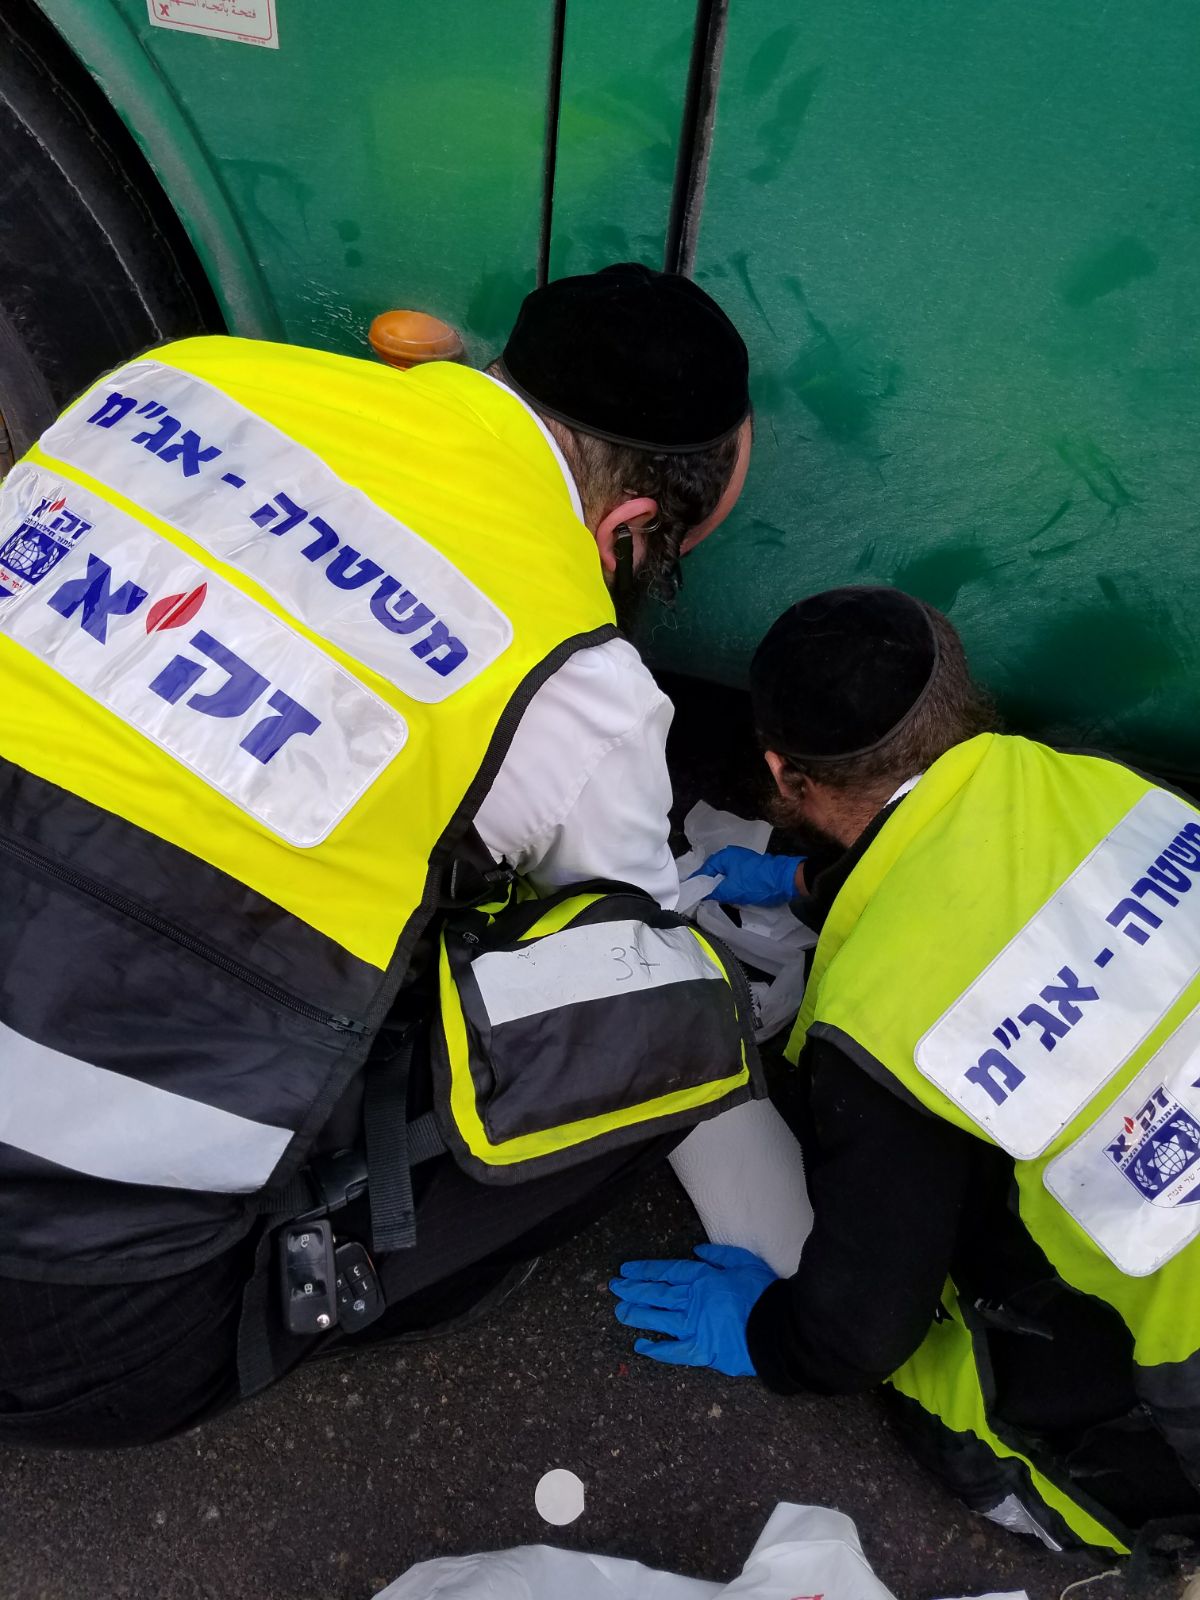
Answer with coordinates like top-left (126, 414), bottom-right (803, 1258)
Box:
top-left (594, 496), bottom-right (658, 575)
top-left (764, 749), bottom-right (799, 799)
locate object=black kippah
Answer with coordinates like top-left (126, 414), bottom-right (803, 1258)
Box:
top-left (750, 587), bottom-right (939, 761)
top-left (498, 262), bottom-right (749, 452)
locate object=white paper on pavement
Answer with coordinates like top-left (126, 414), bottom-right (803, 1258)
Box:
top-left (373, 1500), bottom-right (1030, 1600)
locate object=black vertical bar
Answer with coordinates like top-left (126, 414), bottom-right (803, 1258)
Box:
top-left (537, 0), bottom-right (569, 288)
top-left (664, 0), bottom-right (728, 276)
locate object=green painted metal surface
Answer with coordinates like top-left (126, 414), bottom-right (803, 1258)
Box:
top-left (29, 0), bottom-right (1200, 771)
top-left (548, 2), bottom-right (692, 278)
top-left (665, 2), bottom-right (1200, 772)
top-left (35, 0), bottom-right (555, 361)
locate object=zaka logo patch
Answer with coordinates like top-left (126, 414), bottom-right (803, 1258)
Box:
top-left (0, 493), bottom-right (92, 597)
top-left (1105, 1085), bottom-right (1200, 1207)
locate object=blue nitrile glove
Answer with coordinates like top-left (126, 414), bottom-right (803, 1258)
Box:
top-left (610, 1243), bottom-right (777, 1377)
top-left (693, 846), bottom-right (805, 907)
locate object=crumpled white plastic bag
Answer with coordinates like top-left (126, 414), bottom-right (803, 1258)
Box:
top-left (675, 802), bottom-right (816, 1042)
top-left (373, 1501), bottom-right (1029, 1600)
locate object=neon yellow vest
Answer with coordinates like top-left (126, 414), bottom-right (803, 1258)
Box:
top-left (785, 734), bottom-right (1200, 1550)
top-left (787, 734), bottom-right (1200, 1367)
top-left (0, 336), bottom-right (613, 975)
top-left (0, 337), bottom-right (625, 1237)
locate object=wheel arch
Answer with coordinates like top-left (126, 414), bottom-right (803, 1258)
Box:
top-left (14, 0), bottom-right (280, 341)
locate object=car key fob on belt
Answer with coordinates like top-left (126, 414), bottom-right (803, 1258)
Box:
top-left (279, 1219), bottom-right (337, 1335)
top-left (335, 1241), bottom-right (384, 1332)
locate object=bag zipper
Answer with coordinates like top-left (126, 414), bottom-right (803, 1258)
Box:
top-left (0, 831), bottom-right (367, 1036)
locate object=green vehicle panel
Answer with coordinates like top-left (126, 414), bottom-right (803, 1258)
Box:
top-left (11, 0), bottom-right (1200, 776)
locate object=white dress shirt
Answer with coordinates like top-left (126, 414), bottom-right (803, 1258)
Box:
top-left (472, 382), bottom-right (679, 909)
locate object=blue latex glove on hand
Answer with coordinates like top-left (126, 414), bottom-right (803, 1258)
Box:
top-left (694, 846), bottom-right (805, 907)
top-left (610, 1243), bottom-right (777, 1377)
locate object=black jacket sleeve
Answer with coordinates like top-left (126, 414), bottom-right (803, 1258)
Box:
top-left (746, 1035), bottom-right (974, 1394)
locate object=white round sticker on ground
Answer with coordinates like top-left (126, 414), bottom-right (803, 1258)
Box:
top-left (535, 1468), bottom-right (585, 1525)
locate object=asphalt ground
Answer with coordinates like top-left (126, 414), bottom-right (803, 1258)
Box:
top-left (0, 678), bottom-right (1183, 1600)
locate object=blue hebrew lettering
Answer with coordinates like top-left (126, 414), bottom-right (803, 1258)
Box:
top-left (1018, 1002), bottom-right (1072, 1052)
top-left (1165, 835), bottom-right (1200, 870)
top-left (370, 576), bottom-right (433, 635)
top-left (252, 492), bottom-right (308, 536)
top-left (180, 632), bottom-right (269, 717)
top-left (1038, 966), bottom-right (1100, 1025)
top-left (240, 690), bottom-right (321, 764)
top-left (47, 554), bottom-right (147, 643)
top-left (149, 652), bottom-right (206, 705)
top-left (300, 515), bottom-right (340, 562)
top-left (1148, 857), bottom-right (1193, 895)
top-left (964, 1048), bottom-right (1027, 1107)
top-left (86, 392), bottom-right (137, 429)
top-left (1134, 874), bottom-right (1179, 910)
top-left (132, 414), bottom-right (181, 453)
top-left (325, 546), bottom-right (384, 590)
top-left (156, 430), bottom-right (222, 478)
top-left (411, 619), bottom-right (468, 677)
top-left (992, 1017), bottom-right (1020, 1048)
top-left (1106, 897), bottom-right (1163, 945)
top-left (135, 401), bottom-right (168, 419)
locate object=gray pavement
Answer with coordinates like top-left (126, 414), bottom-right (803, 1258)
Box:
top-left (0, 1169), bottom-right (1165, 1600)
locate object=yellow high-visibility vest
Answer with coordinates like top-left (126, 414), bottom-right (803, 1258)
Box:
top-left (787, 734), bottom-right (1200, 1551)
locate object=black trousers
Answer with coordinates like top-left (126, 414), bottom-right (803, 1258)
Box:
top-left (0, 1135), bottom-right (672, 1450)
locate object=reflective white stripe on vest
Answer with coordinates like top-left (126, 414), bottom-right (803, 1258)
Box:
top-left (916, 790), bottom-right (1200, 1160)
top-left (0, 466), bottom-right (407, 847)
top-left (38, 360), bottom-right (512, 703)
top-left (471, 920), bottom-right (724, 1028)
top-left (1045, 1006), bottom-right (1200, 1277)
top-left (0, 1019), bottom-right (292, 1192)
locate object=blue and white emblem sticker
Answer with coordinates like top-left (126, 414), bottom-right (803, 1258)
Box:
top-left (0, 481), bottom-right (93, 597)
top-left (0, 467), bottom-right (407, 848)
top-left (1045, 1008), bottom-right (1200, 1275)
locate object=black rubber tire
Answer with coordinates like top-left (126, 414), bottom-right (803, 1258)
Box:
top-left (0, 2), bottom-right (219, 472)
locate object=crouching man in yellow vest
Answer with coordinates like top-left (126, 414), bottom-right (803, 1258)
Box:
top-left (0, 265), bottom-right (760, 1447)
top-left (612, 586), bottom-right (1200, 1557)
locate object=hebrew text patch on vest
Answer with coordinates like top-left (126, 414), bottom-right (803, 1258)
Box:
top-left (1045, 1006), bottom-right (1200, 1274)
top-left (0, 467), bottom-right (406, 847)
top-left (915, 791), bottom-right (1200, 1159)
top-left (40, 361), bottom-right (513, 703)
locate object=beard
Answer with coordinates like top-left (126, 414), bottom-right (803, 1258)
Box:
top-left (763, 785), bottom-right (847, 866)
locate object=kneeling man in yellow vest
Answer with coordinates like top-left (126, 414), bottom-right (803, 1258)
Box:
top-left (612, 586), bottom-right (1200, 1556)
top-left (0, 265), bottom-right (760, 1447)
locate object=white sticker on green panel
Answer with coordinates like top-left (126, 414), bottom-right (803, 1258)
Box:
top-left (146, 0), bottom-right (278, 49)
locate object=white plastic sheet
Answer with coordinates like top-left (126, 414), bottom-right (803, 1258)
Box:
top-left (676, 803), bottom-right (816, 1042)
top-left (373, 1501), bottom-right (1030, 1600)
top-left (669, 1098), bottom-right (812, 1277)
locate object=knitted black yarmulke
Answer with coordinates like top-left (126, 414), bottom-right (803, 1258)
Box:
top-left (498, 262), bottom-right (750, 452)
top-left (750, 587), bottom-right (939, 761)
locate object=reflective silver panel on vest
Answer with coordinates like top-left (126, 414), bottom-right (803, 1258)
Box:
top-left (39, 359), bottom-right (513, 703)
top-left (915, 791), bottom-right (1200, 1160)
top-left (0, 466), bottom-right (407, 847)
top-left (0, 1019), bottom-right (292, 1192)
top-left (471, 920), bottom-right (724, 1029)
top-left (1045, 1006), bottom-right (1200, 1276)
